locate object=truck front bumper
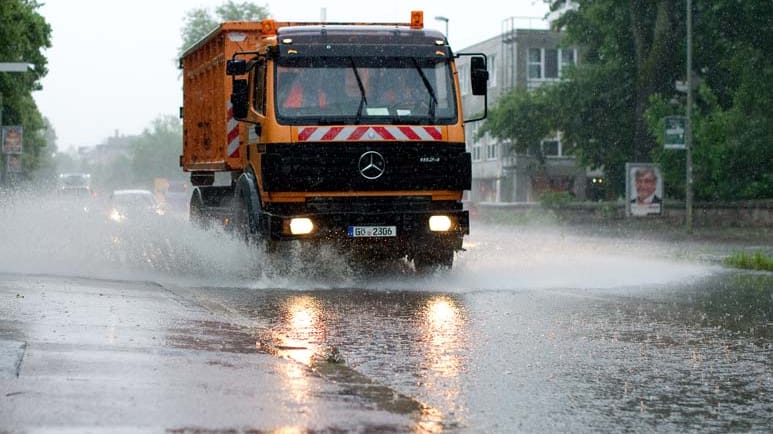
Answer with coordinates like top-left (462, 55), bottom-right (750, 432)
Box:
top-left (265, 208), bottom-right (469, 252)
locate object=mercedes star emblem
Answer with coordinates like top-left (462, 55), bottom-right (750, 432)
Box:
top-left (358, 151), bottom-right (385, 180)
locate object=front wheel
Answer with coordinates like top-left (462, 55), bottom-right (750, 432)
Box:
top-left (232, 195), bottom-right (254, 244)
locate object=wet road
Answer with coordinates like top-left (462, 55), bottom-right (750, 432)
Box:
top-left (183, 236), bottom-right (772, 433)
top-left (0, 195), bottom-right (771, 432)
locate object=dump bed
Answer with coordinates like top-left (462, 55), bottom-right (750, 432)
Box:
top-left (180, 22), bottom-right (263, 172)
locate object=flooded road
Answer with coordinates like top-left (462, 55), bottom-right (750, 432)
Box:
top-left (188, 231), bottom-right (771, 433)
top-left (0, 194), bottom-right (771, 432)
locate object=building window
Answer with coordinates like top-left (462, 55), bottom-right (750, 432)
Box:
top-left (528, 48), bottom-right (577, 81)
top-left (528, 48), bottom-right (541, 79)
top-left (473, 144), bottom-right (482, 161)
top-left (470, 122), bottom-right (482, 161)
top-left (560, 48), bottom-right (576, 76)
top-left (488, 54), bottom-right (497, 88)
top-left (541, 139), bottom-right (561, 157)
top-left (486, 142), bottom-right (497, 160)
top-left (545, 49), bottom-right (559, 79)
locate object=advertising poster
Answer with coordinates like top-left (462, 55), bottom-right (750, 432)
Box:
top-left (1, 126), bottom-right (23, 154)
top-left (6, 154), bottom-right (23, 173)
top-left (626, 163), bottom-right (663, 217)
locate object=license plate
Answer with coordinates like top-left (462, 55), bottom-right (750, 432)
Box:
top-left (348, 225), bottom-right (397, 238)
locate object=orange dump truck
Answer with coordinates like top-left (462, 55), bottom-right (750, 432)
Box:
top-left (180, 11), bottom-right (488, 271)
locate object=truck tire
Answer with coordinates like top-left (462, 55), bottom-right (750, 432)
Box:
top-left (232, 194), bottom-right (257, 245)
top-left (189, 189), bottom-right (208, 229)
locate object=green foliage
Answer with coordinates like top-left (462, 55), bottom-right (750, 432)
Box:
top-left (643, 1), bottom-right (773, 201)
top-left (76, 116), bottom-right (183, 193)
top-left (480, 207), bottom-right (560, 226)
top-left (478, 85), bottom-right (555, 159)
top-left (538, 190), bottom-right (573, 209)
top-left (551, 62), bottom-right (637, 194)
top-left (723, 251), bottom-right (773, 272)
top-left (179, 1), bottom-right (270, 56)
top-left (0, 0), bottom-right (51, 180)
top-left (130, 115), bottom-right (184, 184)
top-left (523, 1), bottom-right (773, 201)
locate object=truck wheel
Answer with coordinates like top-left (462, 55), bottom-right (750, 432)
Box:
top-left (189, 190), bottom-right (208, 229)
top-left (232, 196), bottom-right (254, 245)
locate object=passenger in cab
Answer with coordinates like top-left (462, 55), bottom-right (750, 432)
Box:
top-left (278, 68), bottom-right (328, 109)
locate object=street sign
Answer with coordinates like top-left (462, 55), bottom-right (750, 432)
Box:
top-left (664, 116), bottom-right (686, 149)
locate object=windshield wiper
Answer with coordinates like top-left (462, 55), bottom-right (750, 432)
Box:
top-left (411, 57), bottom-right (437, 122)
top-left (349, 57), bottom-right (367, 124)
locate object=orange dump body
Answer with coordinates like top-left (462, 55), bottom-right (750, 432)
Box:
top-left (180, 22), bottom-right (263, 173)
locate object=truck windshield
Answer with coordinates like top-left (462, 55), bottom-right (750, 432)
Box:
top-left (275, 56), bottom-right (457, 125)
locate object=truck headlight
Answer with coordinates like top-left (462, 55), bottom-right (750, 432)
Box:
top-left (290, 217), bottom-right (314, 235)
top-left (429, 215), bottom-right (452, 232)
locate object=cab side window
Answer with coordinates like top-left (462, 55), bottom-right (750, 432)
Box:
top-left (252, 59), bottom-right (266, 115)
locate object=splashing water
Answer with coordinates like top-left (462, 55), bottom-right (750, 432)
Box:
top-left (0, 193), bottom-right (715, 291)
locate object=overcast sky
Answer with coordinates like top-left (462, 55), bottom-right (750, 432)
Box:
top-left (33, 0), bottom-right (550, 150)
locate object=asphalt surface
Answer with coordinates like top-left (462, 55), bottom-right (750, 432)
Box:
top-left (0, 194), bottom-right (770, 433)
top-left (0, 273), bottom-right (425, 433)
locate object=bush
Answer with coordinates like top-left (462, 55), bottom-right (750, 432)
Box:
top-left (723, 251), bottom-right (773, 271)
top-left (538, 191), bottom-right (574, 209)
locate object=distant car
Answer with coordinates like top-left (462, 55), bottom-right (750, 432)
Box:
top-left (107, 189), bottom-right (162, 222)
top-left (57, 186), bottom-right (93, 198)
top-left (59, 172), bottom-right (92, 189)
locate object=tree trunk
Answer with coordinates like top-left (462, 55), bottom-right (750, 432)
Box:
top-left (629, 0), bottom-right (679, 161)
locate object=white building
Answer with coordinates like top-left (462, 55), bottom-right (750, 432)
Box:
top-left (458, 18), bottom-right (603, 203)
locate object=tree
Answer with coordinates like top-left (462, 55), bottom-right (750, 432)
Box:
top-left (644, 0), bottom-right (773, 201)
top-left (477, 85), bottom-right (555, 162)
top-left (129, 115), bottom-right (184, 185)
top-left (179, 1), bottom-right (269, 57)
top-left (547, 0), bottom-right (682, 196)
top-left (28, 116), bottom-right (59, 187)
top-left (482, 1), bottom-right (771, 200)
top-left (0, 0), bottom-right (51, 182)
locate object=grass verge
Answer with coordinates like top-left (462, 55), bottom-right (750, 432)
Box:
top-left (723, 251), bottom-right (773, 271)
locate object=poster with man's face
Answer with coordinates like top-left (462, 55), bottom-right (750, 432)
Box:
top-left (2, 126), bottom-right (23, 154)
top-left (626, 163), bottom-right (663, 217)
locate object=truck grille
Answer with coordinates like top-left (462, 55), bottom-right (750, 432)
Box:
top-left (261, 142), bottom-right (470, 192)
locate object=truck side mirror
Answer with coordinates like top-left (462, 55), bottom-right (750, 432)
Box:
top-left (231, 79), bottom-right (249, 119)
top-left (471, 56), bottom-right (488, 96)
top-left (226, 59), bottom-right (247, 76)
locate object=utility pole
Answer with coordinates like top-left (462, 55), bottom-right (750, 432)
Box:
top-left (434, 16), bottom-right (449, 40)
top-left (685, 0), bottom-right (694, 233)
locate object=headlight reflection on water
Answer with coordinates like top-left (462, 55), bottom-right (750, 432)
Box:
top-left (422, 296), bottom-right (465, 378)
top-left (273, 296), bottom-right (326, 366)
